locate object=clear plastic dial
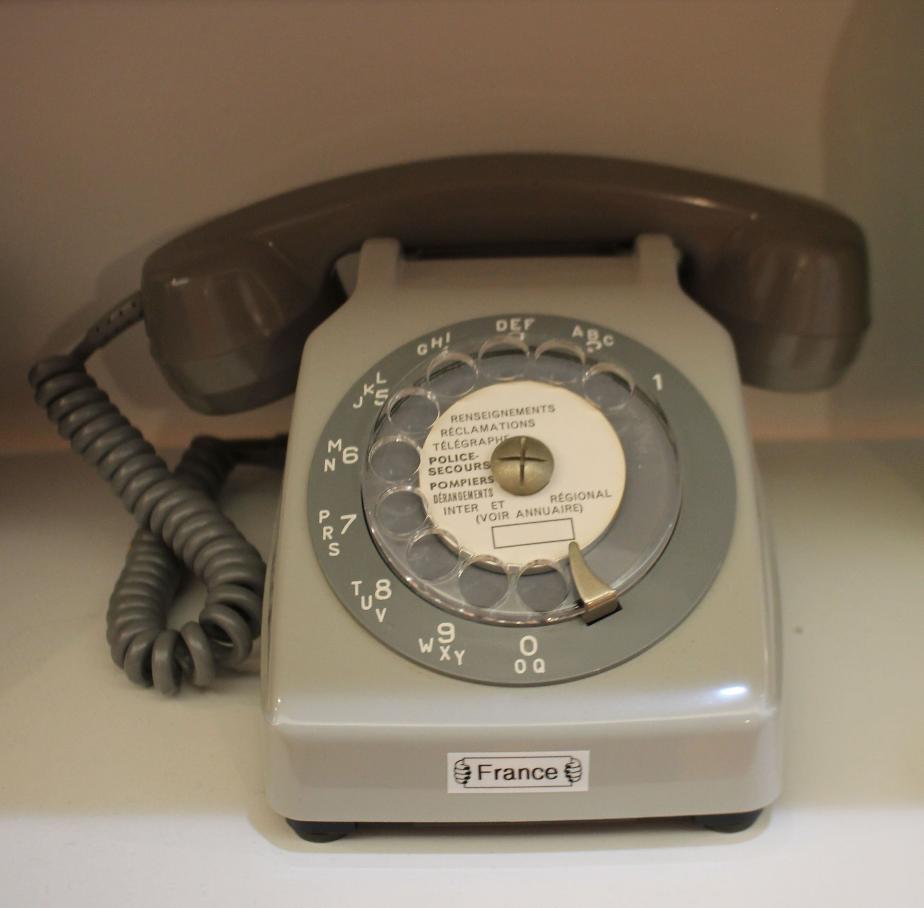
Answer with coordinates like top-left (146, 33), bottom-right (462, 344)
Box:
top-left (361, 336), bottom-right (681, 626)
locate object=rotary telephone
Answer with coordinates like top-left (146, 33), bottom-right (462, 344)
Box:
top-left (29, 155), bottom-right (868, 840)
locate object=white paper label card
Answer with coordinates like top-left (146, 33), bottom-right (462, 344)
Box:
top-left (447, 751), bottom-right (590, 793)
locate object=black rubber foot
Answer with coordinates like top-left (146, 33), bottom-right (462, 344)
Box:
top-left (691, 808), bottom-right (763, 833)
top-left (286, 819), bottom-right (357, 843)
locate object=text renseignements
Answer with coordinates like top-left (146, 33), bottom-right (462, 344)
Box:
top-left (448, 404), bottom-right (556, 424)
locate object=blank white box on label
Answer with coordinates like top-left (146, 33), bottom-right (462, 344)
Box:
top-left (491, 518), bottom-right (575, 549)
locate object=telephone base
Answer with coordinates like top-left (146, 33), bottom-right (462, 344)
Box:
top-left (265, 241), bottom-right (782, 840)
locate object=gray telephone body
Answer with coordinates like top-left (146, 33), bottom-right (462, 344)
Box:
top-left (264, 236), bottom-right (780, 836)
top-left (30, 156), bottom-right (867, 841)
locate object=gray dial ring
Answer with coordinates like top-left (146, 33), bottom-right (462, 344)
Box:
top-left (308, 315), bottom-right (736, 686)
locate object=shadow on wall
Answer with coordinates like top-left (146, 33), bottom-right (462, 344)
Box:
top-left (823, 0), bottom-right (924, 438)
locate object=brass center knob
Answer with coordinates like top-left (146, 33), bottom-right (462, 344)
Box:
top-left (490, 435), bottom-right (554, 496)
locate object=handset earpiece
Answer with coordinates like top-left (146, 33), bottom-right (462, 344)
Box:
top-left (142, 238), bottom-right (342, 414)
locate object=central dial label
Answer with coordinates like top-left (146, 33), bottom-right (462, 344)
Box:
top-left (418, 380), bottom-right (627, 567)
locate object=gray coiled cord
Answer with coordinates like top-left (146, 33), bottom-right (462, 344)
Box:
top-left (28, 293), bottom-right (286, 695)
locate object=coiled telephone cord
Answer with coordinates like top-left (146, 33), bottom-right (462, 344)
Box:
top-left (28, 294), bottom-right (286, 695)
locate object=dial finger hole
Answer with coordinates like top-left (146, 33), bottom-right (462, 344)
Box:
top-left (426, 351), bottom-right (478, 397)
top-left (387, 387), bottom-right (440, 433)
top-left (368, 435), bottom-right (420, 483)
top-left (459, 555), bottom-right (512, 609)
top-left (375, 487), bottom-right (429, 537)
top-left (516, 560), bottom-right (570, 613)
top-left (534, 339), bottom-right (586, 384)
top-left (407, 529), bottom-right (461, 581)
top-left (583, 363), bottom-right (635, 411)
top-left (477, 336), bottom-right (529, 382)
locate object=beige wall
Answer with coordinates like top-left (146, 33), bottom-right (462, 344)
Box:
top-left (1, 0), bottom-right (921, 451)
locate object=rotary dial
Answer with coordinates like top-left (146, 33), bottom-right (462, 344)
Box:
top-left (361, 334), bottom-right (680, 626)
top-left (308, 315), bottom-right (735, 685)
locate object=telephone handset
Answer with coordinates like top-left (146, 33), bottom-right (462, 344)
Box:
top-left (141, 154), bottom-right (867, 414)
top-left (30, 155), bottom-right (867, 838)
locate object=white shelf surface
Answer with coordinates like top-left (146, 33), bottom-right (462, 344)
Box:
top-left (1, 441), bottom-right (922, 906)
